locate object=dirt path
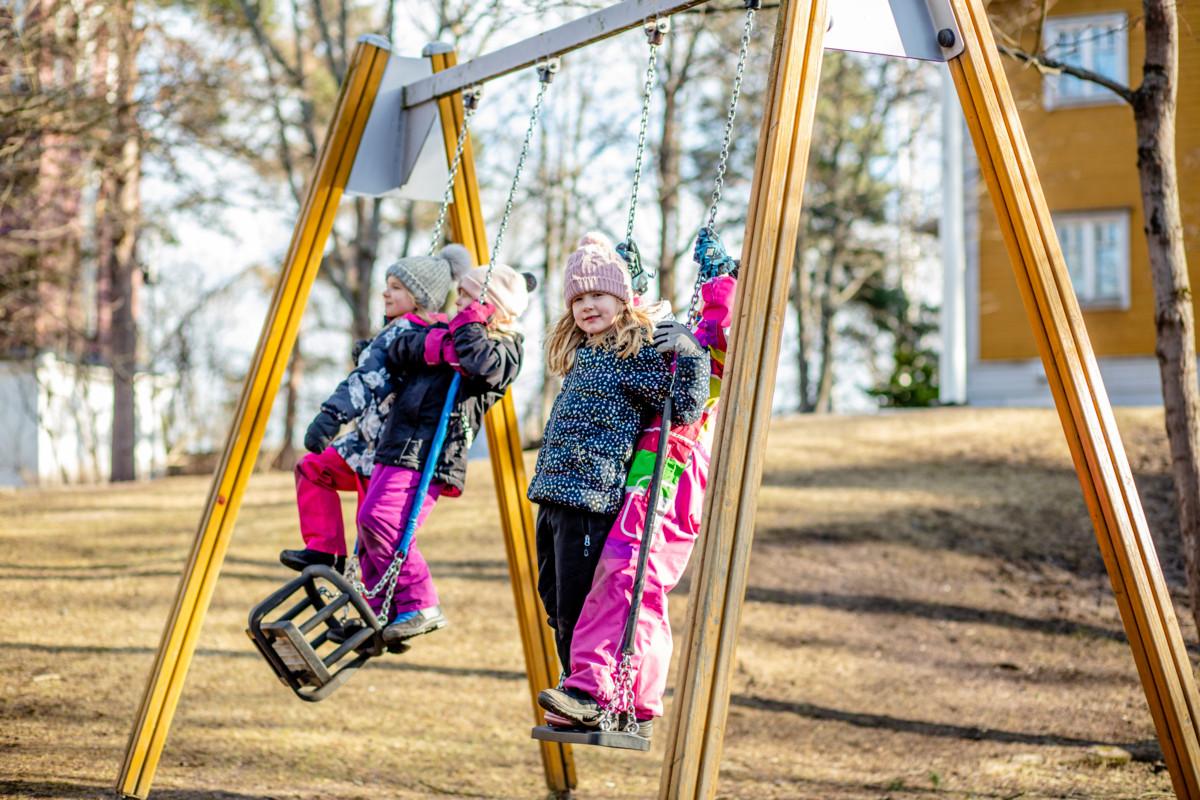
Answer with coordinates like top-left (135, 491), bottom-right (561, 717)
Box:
top-left (0, 408), bottom-right (1184, 798)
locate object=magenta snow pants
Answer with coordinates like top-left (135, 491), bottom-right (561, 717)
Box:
top-left (355, 464), bottom-right (443, 619)
top-left (294, 447), bottom-right (367, 556)
top-left (563, 429), bottom-right (712, 719)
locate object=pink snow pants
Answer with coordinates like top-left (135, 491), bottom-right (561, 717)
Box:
top-left (294, 447), bottom-right (366, 556)
top-left (563, 429), bottom-right (712, 719)
top-left (355, 464), bottom-right (443, 618)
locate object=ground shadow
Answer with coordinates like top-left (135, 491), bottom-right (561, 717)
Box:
top-left (730, 693), bottom-right (1164, 761)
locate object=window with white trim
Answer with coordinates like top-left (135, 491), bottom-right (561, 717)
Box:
top-left (1053, 210), bottom-right (1130, 309)
top-left (1042, 13), bottom-right (1128, 109)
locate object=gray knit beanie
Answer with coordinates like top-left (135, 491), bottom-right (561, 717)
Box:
top-left (386, 244), bottom-right (473, 310)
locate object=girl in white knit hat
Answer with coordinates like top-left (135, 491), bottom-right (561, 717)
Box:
top-left (282, 244), bottom-right (473, 579)
top-left (351, 260), bottom-right (534, 645)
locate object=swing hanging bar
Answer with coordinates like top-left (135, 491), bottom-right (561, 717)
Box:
top-left (352, 61), bottom-right (559, 619)
top-left (618, 18), bottom-right (669, 295)
top-left (488, 58), bottom-right (559, 265)
top-left (427, 85), bottom-right (483, 254)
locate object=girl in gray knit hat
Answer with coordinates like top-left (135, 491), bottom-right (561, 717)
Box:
top-left (279, 244), bottom-right (472, 578)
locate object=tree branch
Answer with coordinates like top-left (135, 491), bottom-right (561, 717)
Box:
top-left (997, 43), bottom-right (1134, 104)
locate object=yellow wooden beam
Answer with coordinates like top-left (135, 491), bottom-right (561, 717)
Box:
top-left (946, 0), bottom-right (1200, 795)
top-left (427, 46), bottom-right (577, 794)
top-left (116, 40), bottom-right (390, 799)
top-left (658, 0), bottom-right (827, 797)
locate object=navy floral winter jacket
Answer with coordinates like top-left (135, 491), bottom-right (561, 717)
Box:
top-left (320, 314), bottom-right (438, 478)
top-left (527, 340), bottom-right (710, 515)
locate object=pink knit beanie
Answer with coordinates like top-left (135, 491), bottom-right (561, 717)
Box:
top-left (562, 232), bottom-right (632, 306)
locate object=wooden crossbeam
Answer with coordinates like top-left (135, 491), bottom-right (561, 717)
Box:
top-left (657, 0), bottom-right (828, 795)
top-left (946, 0), bottom-right (1200, 794)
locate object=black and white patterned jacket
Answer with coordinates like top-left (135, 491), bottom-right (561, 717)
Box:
top-left (321, 314), bottom-right (441, 478)
top-left (528, 341), bottom-right (710, 515)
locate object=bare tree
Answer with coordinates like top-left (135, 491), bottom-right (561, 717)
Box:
top-left (992, 1), bottom-right (1200, 637)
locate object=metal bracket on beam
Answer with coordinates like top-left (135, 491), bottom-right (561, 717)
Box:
top-left (823, 0), bottom-right (962, 62)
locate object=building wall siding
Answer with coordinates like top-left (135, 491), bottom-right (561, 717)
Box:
top-left (977, 0), bottom-right (1199, 362)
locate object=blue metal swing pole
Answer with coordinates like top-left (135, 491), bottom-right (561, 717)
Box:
top-left (396, 372), bottom-right (461, 559)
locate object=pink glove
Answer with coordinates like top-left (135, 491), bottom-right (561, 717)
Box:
top-left (423, 329), bottom-right (449, 366)
top-left (449, 301), bottom-right (495, 333)
top-left (696, 275), bottom-right (736, 348)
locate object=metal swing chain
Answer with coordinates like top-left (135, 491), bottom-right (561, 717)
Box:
top-left (340, 88), bottom-right (483, 626)
top-left (488, 58), bottom-right (558, 268)
top-left (690, 0), bottom-right (758, 328)
top-left (347, 69), bottom-right (559, 626)
top-left (624, 19), bottom-right (668, 245)
top-left (428, 86), bottom-right (483, 256)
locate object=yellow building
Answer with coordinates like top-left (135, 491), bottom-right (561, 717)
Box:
top-left (961, 3), bottom-right (1199, 405)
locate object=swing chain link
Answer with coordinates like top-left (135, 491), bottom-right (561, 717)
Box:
top-left (599, 653), bottom-right (639, 733)
top-left (489, 58), bottom-right (557, 265)
top-left (624, 18), bottom-right (668, 246)
top-left (428, 85), bottom-right (483, 256)
top-left (703, 3), bottom-right (756, 234)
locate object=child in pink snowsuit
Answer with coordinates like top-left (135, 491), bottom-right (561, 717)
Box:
top-left (356, 264), bottom-right (531, 647)
top-left (537, 228), bottom-right (737, 735)
top-left (282, 245), bottom-right (471, 575)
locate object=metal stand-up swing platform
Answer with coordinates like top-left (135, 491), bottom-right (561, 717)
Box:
top-left (118, 0), bottom-right (1200, 797)
top-left (245, 566), bottom-right (395, 702)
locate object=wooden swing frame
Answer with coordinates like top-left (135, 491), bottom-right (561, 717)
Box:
top-left (119, 0), bottom-right (1200, 797)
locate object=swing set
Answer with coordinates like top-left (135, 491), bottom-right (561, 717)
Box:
top-left (119, 0), bottom-right (1200, 798)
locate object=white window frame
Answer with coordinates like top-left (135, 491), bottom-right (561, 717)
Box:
top-left (1052, 209), bottom-right (1131, 310)
top-left (1042, 13), bottom-right (1129, 110)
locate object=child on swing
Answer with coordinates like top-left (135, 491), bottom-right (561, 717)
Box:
top-left (281, 244), bottom-right (472, 575)
top-left (528, 232), bottom-right (713, 736)
top-left (356, 262), bottom-right (532, 645)
top-left (536, 229), bottom-right (739, 739)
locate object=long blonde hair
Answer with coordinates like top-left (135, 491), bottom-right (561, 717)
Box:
top-left (546, 302), bottom-right (654, 376)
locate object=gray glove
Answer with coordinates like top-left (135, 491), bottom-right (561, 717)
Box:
top-left (653, 319), bottom-right (704, 357)
top-left (304, 409), bottom-right (342, 454)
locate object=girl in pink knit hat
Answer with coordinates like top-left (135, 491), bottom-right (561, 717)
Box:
top-left (527, 231), bottom-right (712, 739)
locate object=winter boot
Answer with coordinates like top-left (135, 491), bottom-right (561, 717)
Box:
top-left (279, 548), bottom-right (346, 573)
top-left (381, 606), bottom-right (448, 645)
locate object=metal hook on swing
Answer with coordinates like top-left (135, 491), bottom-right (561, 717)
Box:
top-left (462, 84), bottom-right (483, 111)
top-left (536, 57), bottom-right (561, 84)
top-left (643, 16), bottom-right (670, 46)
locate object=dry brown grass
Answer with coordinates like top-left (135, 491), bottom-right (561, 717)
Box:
top-left (0, 407), bottom-right (1186, 799)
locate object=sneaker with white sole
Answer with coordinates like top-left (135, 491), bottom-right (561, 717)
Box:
top-left (381, 606), bottom-right (447, 645)
top-left (537, 687), bottom-right (601, 727)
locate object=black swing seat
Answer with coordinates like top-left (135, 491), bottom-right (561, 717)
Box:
top-left (246, 565), bottom-right (396, 702)
top-left (531, 724), bottom-right (651, 752)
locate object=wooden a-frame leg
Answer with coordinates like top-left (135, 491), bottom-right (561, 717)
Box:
top-left (116, 40), bottom-right (391, 800)
top-left (947, 0), bottom-right (1200, 796)
top-left (426, 46), bottom-right (577, 795)
top-left (657, 0), bottom-right (828, 797)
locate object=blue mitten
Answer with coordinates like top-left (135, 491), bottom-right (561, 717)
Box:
top-left (694, 227), bottom-right (739, 281)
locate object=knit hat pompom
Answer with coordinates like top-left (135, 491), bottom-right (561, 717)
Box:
top-left (562, 230), bottom-right (632, 306)
top-left (386, 243), bottom-right (477, 311)
top-left (576, 231), bottom-right (613, 250)
top-left (440, 243), bottom-right (473, 282)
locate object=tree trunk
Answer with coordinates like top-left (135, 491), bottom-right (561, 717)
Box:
top-left (273, 334), bottom-right (302, 470)
top-left (814, 258), bottom-right (837, 413)
top-left (107, 1), bottom-right (141, 483)
top-left (792, 232), bottom-right (813, 412)
top-left (350, 196), bottom-right (381, 340)
top-left (656, 84), bottom-right (681, 308)
top-left (1134, 0), bottom-right (1200, 634)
